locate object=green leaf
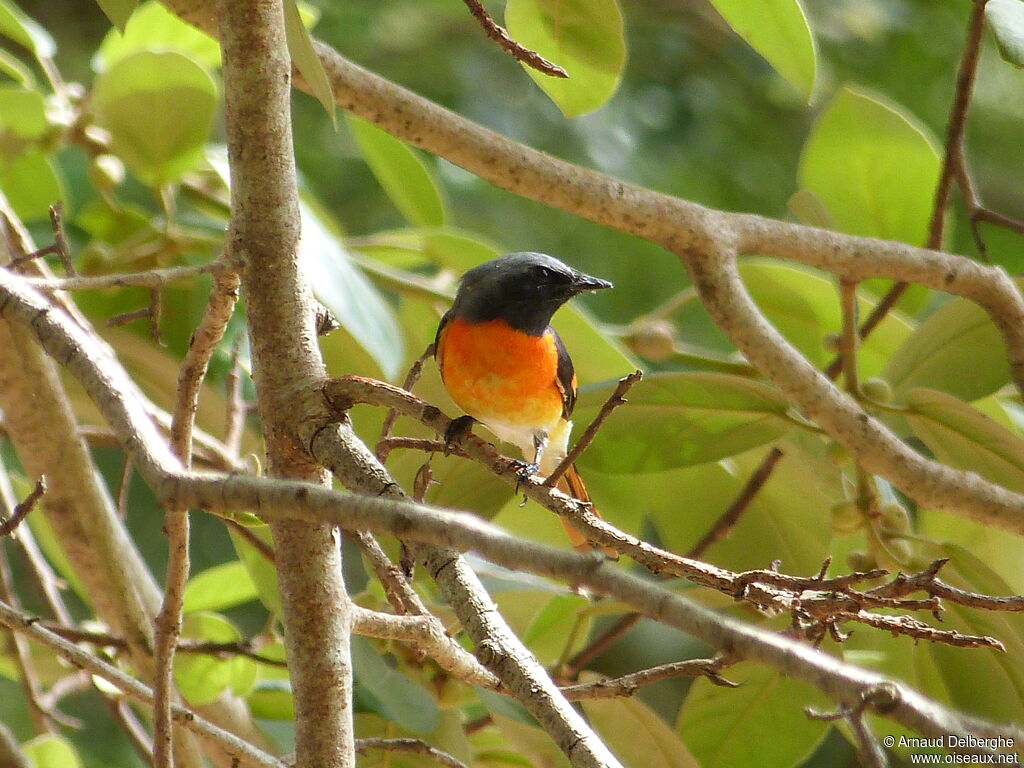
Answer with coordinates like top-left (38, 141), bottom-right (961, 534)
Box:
top-left (706, 0), bottom-right (816, 101)
top-left (798, 86), bottom-right (941, 246)
top-left (283, 0), bottom-right (335, 125)
top-left (183, 560), bottom-right (260, 613)
top-left (0, 149), bottom-right (64, 222)
top-left (175, 612), bottom-right (257, 705)
top-left (228, 524), bottom-right (282, 617)
top-left (0, 0), bottom-right (55, 58)
top-left (505, 0), bottom-right (626, 117)
top-left (610, 442), bottom-right (834, 574)
top-left (988, 0), bottom-right (1024, 68)
top-left (574, 372), bottom-right (794, 474)
top-left (584, 696), bottom-right (700, 768)
top-left (677, 661), bottom-right (829, 768)
top-left (246, 643), bottom-right (294, 720)
top-left (94, 0), bottom-right (139, 33)
top-left (93, 0), bottom-right (221, 71)
top-left (905, 388), bottom-right (1024, 493)
top-left (300, 200), bottom-right (405, 379)
top-left (0, 49), bottom-right (35, 86)
top-left (921, 544), bottom-right (1024, 724)
top-left (21, 734), bottom-right (84, 768)
top-left (0, 86), bottom-right (46, 137)
top-left (92, 50), bottom-right (218, 185)
top-left (351, 636), bottom-right (440, 734)
top-left (741, 260), bottom-right (912, 376)
top-left (523, 594), bottom-right (590, 666)
top-left (347, 115), bottom-right (446, 227)
top-left (884, 298), bottom-right (1010, 401)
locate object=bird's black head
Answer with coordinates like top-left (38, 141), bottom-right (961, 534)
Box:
top-left (452, 252), bottom-right (613, 336)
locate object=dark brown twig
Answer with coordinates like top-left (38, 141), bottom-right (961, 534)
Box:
top-left (355, 737), bottom-right (471, 768)
top-left (544, 370), bottom-right (643, 487)
top-left (564, 613), bottom-right (641, 678)
top-left (560, 656), bottom-right (739, 700)
top-left (686, 447), bottom-right (783, 559)
top-left (375, 343), bottom-right (433, 462)
top-left (0, 476), bottom-right (46, 538)
top-left (9, 203), bottom-right (76, 276)
top-left (461, 0), bottom-right (569, 78)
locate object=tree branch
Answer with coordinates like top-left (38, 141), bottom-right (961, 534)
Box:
top-left (216, 0), bottom-right (354, 764)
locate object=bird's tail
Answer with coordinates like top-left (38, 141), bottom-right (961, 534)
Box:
top-left (556, 464), bottom-right (619, 560)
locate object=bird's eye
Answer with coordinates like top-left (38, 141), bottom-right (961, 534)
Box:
top-left (531, 265), bottom-right (555, 281)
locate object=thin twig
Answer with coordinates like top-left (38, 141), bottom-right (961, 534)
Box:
top-left (9, 203), bottom-right (76, 275)
top-left (544, 370), bottom-right (643, 487)
top-left (560, 657), bottom-right (739, 700)
top-left (223, 335), bottom-right (248, 457)
top-left (24, 261), bottom-right (228, 292)
top-left (48, 203), bottom-right (75, 277)
top-left (0, 599), bottom-right (286, 768)
top-left (155, 265), bottom-right (240, 768)
top-left (0, 527), bottom-right (56, 734)
top-left (0, 476), bottom-right (46, 538)
top-left (375, 343), bottom-right (433, 462)
top-left (355, 737), bottom-right (471, 768)
top-left (461, 0), bottom-right (569, 78)
top-left (839, 278), bottom-right (860, 394)
top-left (564, 613), bottom-right (641, 678)
top-left (686, 447), bottom-right (783, 559)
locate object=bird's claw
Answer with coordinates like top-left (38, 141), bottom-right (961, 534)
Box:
top-left (512, 459), bottom-right (540, 493)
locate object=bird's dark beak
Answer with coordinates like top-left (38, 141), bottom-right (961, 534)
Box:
top-left (571, 273), bottom-right (613, 293)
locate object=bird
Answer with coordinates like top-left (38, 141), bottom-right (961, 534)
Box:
top-left (434, 252), bottom-right (617, 556)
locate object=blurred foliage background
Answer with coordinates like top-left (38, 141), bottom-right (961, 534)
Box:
top-left (2, 0), bottom-right (1024, 766)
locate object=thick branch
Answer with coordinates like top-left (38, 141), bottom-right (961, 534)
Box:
top-left (217, 0), bottom-right (353, 764)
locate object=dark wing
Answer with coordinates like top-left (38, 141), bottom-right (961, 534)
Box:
top-left (433, 308), bottom-right (453, 379)
top-left (550, 327), bottom-right (577, 419)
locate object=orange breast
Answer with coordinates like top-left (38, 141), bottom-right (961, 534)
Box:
top-left (438, 317), bottom-right (564, 432)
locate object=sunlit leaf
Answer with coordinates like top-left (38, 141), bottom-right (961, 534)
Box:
top-left (584, 695), bottom-right (700, 768)
top-left (246, 643), bottom-right (294, 720)
top-left (183, 560), bottom-right (260, 613)
top-left (677, 661), bottom-right (829, 768)
top-left (283, 0), bottom-right (335, 125)
top-left (617, 443), bottom-right (835, 574)
top-left (300, 200), bottom-right (405, 379)
top-left (505, 0), bottom-right (626, 116)
top-left (741, 260), bottom-right (912, 375)
top-left (0, 48), bottom-right (34, 85)
top-left (92, 50), bottom-right (218, 184)
top-left (798, 86), bottom-right (941, 246)
top-left (921, 544), bottom-right (1024, 724)
top-left (351, 636), bottom-right (440, 734)
top-left (905, 388), bottom-right (1024, 493)
top-left (94, 0), bottom-right (139, 33)
top-left (706, 0), bottom-right (817, 100)
top-left (174, 612), bottom-right (257, 705)
top-left (523, 594), bottom-right (590, 666)
top-left (0, 149), bottom-right (63, 222)
top-left (574, 372), bottom-right (794, 474)
top-left (884, 298), bottom-right (1010, 401)
top-left (21, 734), bottom-right (83, 768)
top-left (228, 524), bottom-right (282, 618)
top-left (93, 0), bottom-right (220, 71)
top-left (0, 85), bottom-right (45, 136)
top-left (347, 115), bottom-right (445, 227)
top-left (0, 0), bottom-right (55, 58)
top-left (988, 0), bottom-right (1024, 68)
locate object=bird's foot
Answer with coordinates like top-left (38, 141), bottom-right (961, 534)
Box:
top-left (511, 459), bottom-right (540, 493)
